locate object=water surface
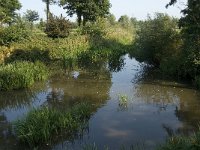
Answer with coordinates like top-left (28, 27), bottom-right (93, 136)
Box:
top-left (0, 54), bottom-right (200, 150)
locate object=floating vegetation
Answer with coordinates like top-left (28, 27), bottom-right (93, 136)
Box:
top-left (118, 94), bottom-right (128, 106)
top-left (118, 94), bottom-right (129, 111)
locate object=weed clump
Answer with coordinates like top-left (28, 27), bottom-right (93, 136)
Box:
top-left (14, 103), bottom-right (91, 147)
top-left (158, 131), bottom-right (200, 150)
top-left (0, 61), bottom-right (48, 90)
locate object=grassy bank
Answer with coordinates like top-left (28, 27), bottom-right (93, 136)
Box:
top-left (1, 25), bottom-right (133, 64)
top-left (14, 103), bottom-right (91, 148)
top-left (0, 24), bottom-right (133, 91)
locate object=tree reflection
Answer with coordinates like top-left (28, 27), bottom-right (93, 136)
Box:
top-left (108, 54), bottom-right (125, 72)
top-left (46, 66), bottom-right (112, 111)
top-left (134, 80), bottom-right (200, 136)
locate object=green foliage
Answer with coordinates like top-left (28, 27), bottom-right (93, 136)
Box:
top-left (0, 23), bottom-right (29, 46)
top-left (14, 103), bottom-right (91, 147)
top-left (167, 0), bottom-right (200, 42)
top-left (0, 61), bottom-right (48, 90)
top-left (0, 0), bottom-right (21, 24)
top-left (133, 13), bottom-right (181, 69)
top-left (42, 0), bottom-right (57, 22)
top-left (118, 15), bottom-right (131, 29)
top-left (106, 13), bottom-right (116, 25)
top-left (118, 94), bottom-right (128, 106)
top-left (82, 18), bottom-right (108, 37)
top-left (60, 0), bottom-right (111, 26)
top-left (37, 18), bottom-right (46, 31)
top-left (45, 15), bottom-right (72, 38)
top-left (24, 10), bottom-right (39, 23)
top-left (9, 34), bottom-right (89, 62)
top-left (166, 0), bottom-right (200, 80)
top-left (158, 131), bottom-right (200, 150)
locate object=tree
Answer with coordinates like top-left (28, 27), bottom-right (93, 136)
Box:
top-left (107, 13), bottom-right (116, 25)
top-left (167, 0), bottom-right (200, 42)
top-left (130, 17), bottom-right (137, 26)
top-left (118, 15), bottom-right (130, 28)
top-left (45, 14), bottom-right (72, 38)
top-left (42, 0), bottom-right (57, 23)
top-left (167, 0), bottom-right (200, 76)
top-left (133, 13), bottom-right (181, 67)
top-left (0, 0), bottom-right (21, 24)
top-left (24, 10), bottom-right (39, 29)
top-left (60, 0), bottom-right (111, 26)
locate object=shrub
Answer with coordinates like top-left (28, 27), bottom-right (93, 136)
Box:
top-left (0, 61), bottom-right (48, 90)
top-left (133, 13), bottom-right (182, 67)
top-left (0, 24), bottom-right (29, 46)
top-left (82, 18), bottom-right (108, 37)
top-left (0, 46), bottom-right (12, 64)
top-left (45, 15), bottom-right (72, 38)
top-left (14, 103), bottom-right (91, 147)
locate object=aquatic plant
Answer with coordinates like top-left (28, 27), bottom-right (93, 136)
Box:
top-left (14, 103), bottom-right (92, 147)
top-left (157, 130), bottom-right (200, 150)
top-left (118, 94), bottom-right (128, 106)
top-left (0, 61), bottom-right (48, 90)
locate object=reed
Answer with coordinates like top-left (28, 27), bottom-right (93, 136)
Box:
top-left (0, 61), bottom-right (48, 90)
top-left (14, 103), bottom-right (91, 147)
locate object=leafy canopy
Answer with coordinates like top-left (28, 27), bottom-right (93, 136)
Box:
top-left (0, 0), bottom-right (21, 24)
top-left (24, 10), bottom-right (39, 23)
top-left (60, 0), bottom-right (111, 26)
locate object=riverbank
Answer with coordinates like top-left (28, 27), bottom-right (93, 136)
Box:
top-left (0, 25), bottom-right (133, 91)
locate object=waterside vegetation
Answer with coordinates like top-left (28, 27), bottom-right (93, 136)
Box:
top-left (0, 0), bottom-right (200, 149)
top-left (14, 103), bottom-right (92, 148)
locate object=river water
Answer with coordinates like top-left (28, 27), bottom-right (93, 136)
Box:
top-left (0, 54), bottom-right (200, 150)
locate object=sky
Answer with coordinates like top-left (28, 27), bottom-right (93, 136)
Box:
top-left (18, 0), bottom-right (187, 21)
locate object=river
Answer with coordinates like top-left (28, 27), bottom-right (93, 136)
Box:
top-left (0, 54), bottom-right (200, 150)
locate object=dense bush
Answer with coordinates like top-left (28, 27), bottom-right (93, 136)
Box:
top-left (133, 13), bottom-right (182, 68)
top-left (45, 15), bottom-right (72, 38)
top-left (0, 61), bottom-right (48, 90)
top-left (14, 103), bottom-right (91, 147)
top-left (0, 24), bottom-right (29, 46)
top-left (81, 18), bottom-right (109, 37)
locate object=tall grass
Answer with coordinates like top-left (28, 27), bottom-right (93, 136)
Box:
top-left (14, 103), bottom-right (91, 147)
top-left (4, 24), bottom-right (133, 64)
top-left (0, 61), bottom-right (48, 90)
top-left (11, 35), bottom-right (89, 61)
top-left (157, 131), bottom-right (200, 150)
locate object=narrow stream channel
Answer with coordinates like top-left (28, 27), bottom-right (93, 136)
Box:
top-left (0, 54), bottom-right (200, 150)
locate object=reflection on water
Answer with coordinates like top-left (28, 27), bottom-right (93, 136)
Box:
top-left (0, 54), bottom-right (200, 150)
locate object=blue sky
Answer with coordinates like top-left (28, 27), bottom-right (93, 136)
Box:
top-left (18, 0), bottom-right (186, 21)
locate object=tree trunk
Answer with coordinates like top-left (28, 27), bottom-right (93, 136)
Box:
top-left (77, 13), bottom-right (82, 26)
top-left (83, 15), bottom-right (87, 26)
top-left (46, 0), bottom-right (50, 23)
